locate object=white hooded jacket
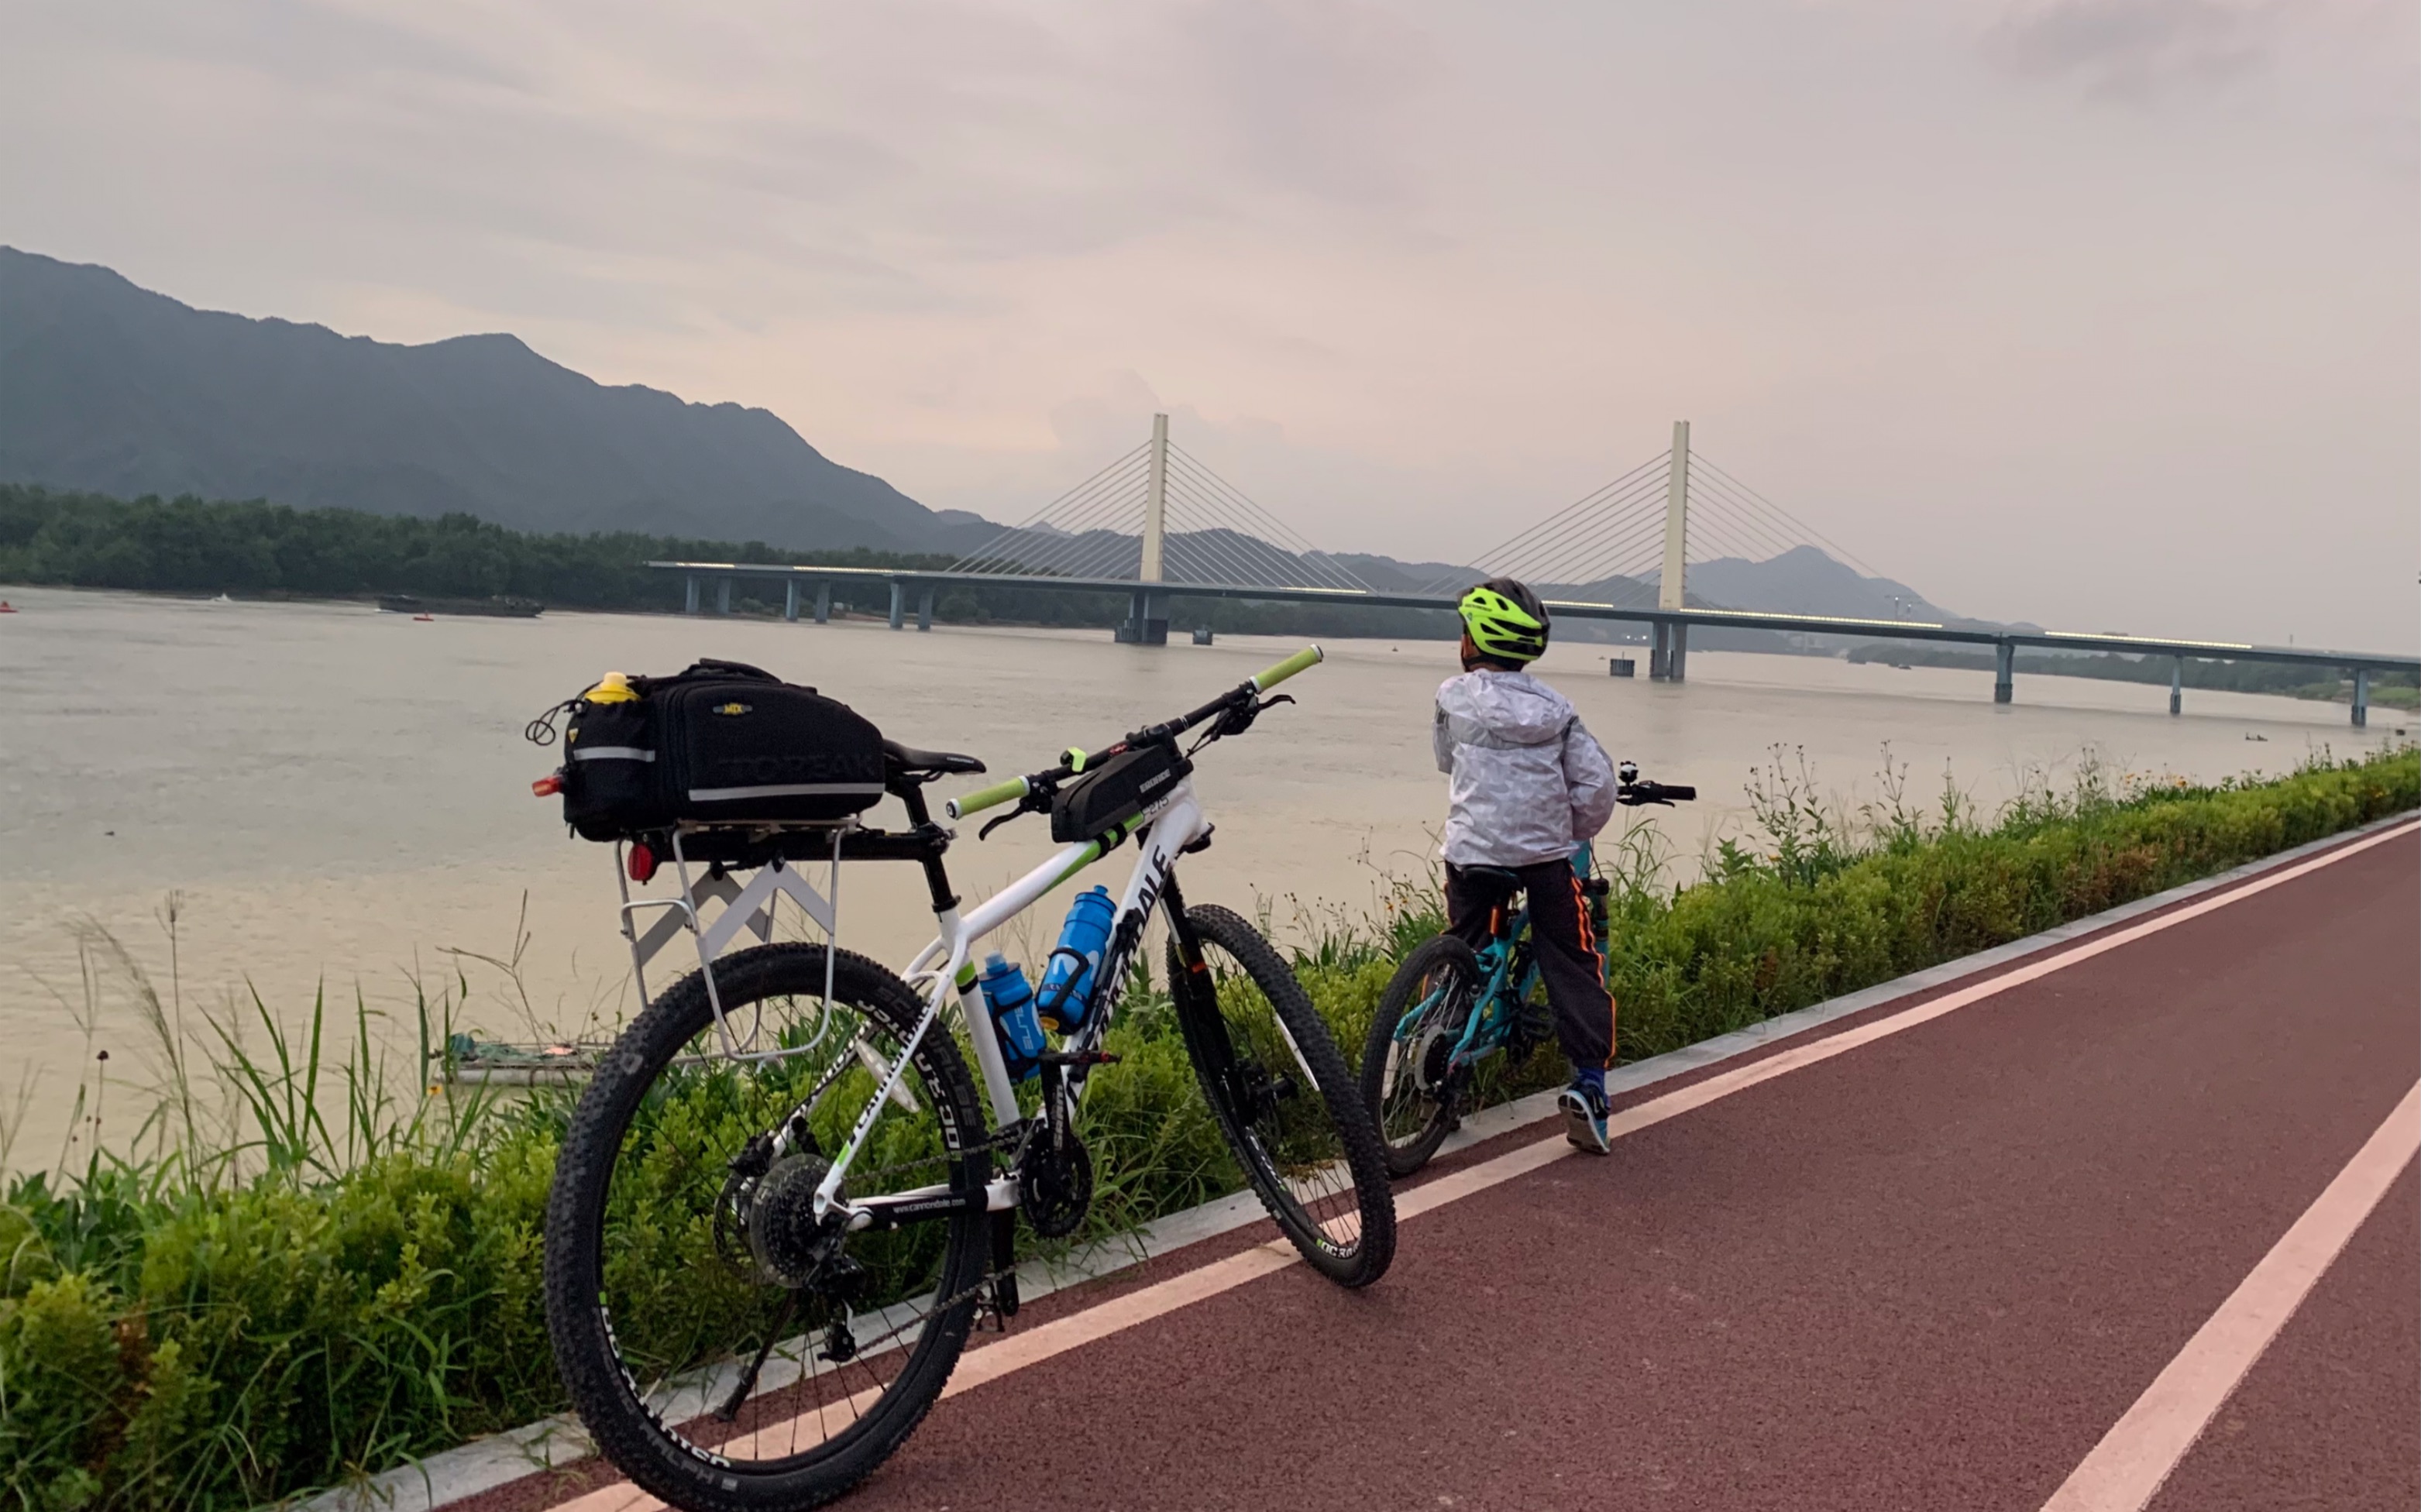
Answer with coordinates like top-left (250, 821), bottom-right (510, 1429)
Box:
top-left (1432, 669), bottom-right (1618, 868)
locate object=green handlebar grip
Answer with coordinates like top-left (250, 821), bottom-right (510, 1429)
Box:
top-left (945, 776), bottom-right (1030, 821)
top-left (1251, 644), bottom-right (1325, 692)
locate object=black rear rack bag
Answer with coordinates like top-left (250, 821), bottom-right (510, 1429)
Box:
top-left (559, 660), bottom-right (886, 841)
top-left (1050, 744), bottom-right (1193, 844)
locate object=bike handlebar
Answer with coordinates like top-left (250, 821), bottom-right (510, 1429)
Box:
top-left (1251, 644), bottom-right (1323, 692)
top-left (1617, 778), bottom-right (1696, 806)
top-left (945, 776), bottom-right (1030, 820)
top-left (945, 644), bottom-right (1325, 825)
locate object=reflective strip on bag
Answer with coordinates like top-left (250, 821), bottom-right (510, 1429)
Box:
top-left (571, 747), bottom-right (657, 761)
top-left (686, 782), bottom-right (886, 802)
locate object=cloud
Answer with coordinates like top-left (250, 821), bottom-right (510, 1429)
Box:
top-left (1979, 0), bottom-right (2414, 110)
top-left (2, 0), bottom-right (2413, 644)
top-left (1984, 0), bottom-right (2268, 97)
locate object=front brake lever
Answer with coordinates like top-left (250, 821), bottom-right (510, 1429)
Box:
top-left (978, 787), bottom-right (1053, 840)
top-left (1212, 693), bottom-right (1293, 741)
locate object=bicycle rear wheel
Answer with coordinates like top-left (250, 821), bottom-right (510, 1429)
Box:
top-left (1358, 933), bottom-right (1483, 1178)
top-left (543, 943), bottom-right (991, 1512)
top-left (1168, 902), bottom-right (1396, 1287)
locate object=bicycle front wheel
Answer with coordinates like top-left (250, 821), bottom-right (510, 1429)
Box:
top-left (1168, 903), bottom-right (1396, 1287)
top-left (543, 943), bottom-right (991, 1512)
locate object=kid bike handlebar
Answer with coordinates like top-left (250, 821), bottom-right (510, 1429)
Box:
top-left (1616, 778), bottom-right (1696, 806)
top-left (946, 644), bottom-right (1326, 822)
top-left (1614, 758), bottom-right (1694, 806)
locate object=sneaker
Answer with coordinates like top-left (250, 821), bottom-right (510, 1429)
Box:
top-left (1560, 1081), bottom-right (1611, 1155)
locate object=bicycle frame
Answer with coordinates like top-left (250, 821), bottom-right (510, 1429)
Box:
top-left (1443, 916), bottom-right (1536, 1071)
top-left (810, 779), bottom-right (1209, 1224)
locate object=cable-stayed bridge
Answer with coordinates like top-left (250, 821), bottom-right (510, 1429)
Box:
top-left (652, 416), bottom-right (2415, 725)
top-left (944, 414), bottom-right (1373, 606)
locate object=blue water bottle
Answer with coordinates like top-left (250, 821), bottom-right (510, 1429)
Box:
top-left (1037, 886), bottom-right (1118, 1032)
top-left (976, 953), bottom-right (1046, 1081)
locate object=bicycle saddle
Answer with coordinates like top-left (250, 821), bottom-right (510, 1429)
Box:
top-left (1458, 864), bottom-right (1524, 892)
top-left (882, 739), bottom-right (985, 776)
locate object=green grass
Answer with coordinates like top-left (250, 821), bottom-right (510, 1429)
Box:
top-left (4, 747), bottom-right (2413, 1510)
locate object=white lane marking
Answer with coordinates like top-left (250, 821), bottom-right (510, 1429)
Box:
top-left (2041, 1081), bottom-right (2421, 1512)
top-left (549, 820), bottom-right (2416, 1512)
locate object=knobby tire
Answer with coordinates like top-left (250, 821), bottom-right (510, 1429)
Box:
top-left (543, 943), bottom-right (989, 1512)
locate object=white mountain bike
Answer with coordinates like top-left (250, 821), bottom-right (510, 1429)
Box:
top-left (543, 646), bottom-right (1395, 1512)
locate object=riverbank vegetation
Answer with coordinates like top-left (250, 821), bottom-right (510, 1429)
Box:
top-left (4, 746), bottom-right (2413, 1509)
top-left (0, 483), bottom-right (1457, 641)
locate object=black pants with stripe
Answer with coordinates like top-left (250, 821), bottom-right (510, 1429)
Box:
top-left (1444, 857), bottom-right (1616, 1073)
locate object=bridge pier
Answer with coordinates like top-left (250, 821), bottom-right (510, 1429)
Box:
top-left (1649, 623), bottom-right (1687, 682)
top-left (683, 574), bottom-right (700, 615)
top-left (888, 581), bottom-right (906, 630)
top-left (814, 581), bottom-right (831, 624)
top-left (784, 579), bottom-right (800, 622)
top-left (1994, 641), bottom-right (2014, 704)
top-left (2170, 656), bottom-right (2183, 716)
top-left (2352, 668), bottom-right (2368, 729)
top-left (917, 585), bottom-right (935, 632)
top-left (716, 577), bottom-right (733, 616)
top-left (1118, 588), bottom-right (1170, 645)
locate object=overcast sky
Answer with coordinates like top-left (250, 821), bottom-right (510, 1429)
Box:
top-left (5, 1), bottom-right (2414, 648)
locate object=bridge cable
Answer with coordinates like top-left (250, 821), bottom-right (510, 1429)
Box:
top-left (946, 443), bottom-right (1150, 574)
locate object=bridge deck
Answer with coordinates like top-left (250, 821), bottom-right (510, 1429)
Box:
top-left (646, 560), bottom-right (2419, 674)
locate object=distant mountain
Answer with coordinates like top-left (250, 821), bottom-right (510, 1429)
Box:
top-left (0, 246), bottom-right (993, 552)
top-left (3, 247), bottom-right (1981, 628)
top-left (1685, 546), bottom-right (1965, 624)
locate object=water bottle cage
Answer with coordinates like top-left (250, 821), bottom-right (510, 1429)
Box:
top-left (1034, 944), bottom-right (1092, 1024)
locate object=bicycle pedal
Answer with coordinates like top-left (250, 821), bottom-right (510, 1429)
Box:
top-left (990, 1271), bottom-right (1021, 1325)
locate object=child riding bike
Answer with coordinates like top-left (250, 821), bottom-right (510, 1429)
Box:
top-left (1436, 578), bottom-right (1621, 1153)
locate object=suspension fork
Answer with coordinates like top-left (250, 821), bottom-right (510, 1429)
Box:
top-left (1162, 873), bottom-right (1245, 1106)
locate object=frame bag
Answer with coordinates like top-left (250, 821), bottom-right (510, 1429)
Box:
top-left (555, 660), bottom-right (886, 841)
top-left (1050, 744), bottom-right (1193, 844)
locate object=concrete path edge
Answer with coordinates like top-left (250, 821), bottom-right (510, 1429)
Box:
top-left (289, 807), bottom-right (2419, 1512)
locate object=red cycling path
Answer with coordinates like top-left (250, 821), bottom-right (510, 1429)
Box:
top-left (496, 823), bottom-right (2419, 1512)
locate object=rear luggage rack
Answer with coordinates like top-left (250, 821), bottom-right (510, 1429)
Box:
top-left (615, 823), bottom-right (851, 1062)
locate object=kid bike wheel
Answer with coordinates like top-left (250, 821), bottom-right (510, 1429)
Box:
top-left (1359, 934), bottom-right (1484, 1178)
top-left (1168, 903), bottom-right (1397, 1287)
top-left (543, 943), bottom-right (991, 1512)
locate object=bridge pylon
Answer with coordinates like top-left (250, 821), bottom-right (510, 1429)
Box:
top-left (944, 413), bottom-right (1370, 644)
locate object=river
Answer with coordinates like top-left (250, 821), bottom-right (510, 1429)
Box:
top-left (1, 584), bottom-right (2399, 1159)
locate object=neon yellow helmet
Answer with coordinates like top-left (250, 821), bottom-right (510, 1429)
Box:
top-left (1457, 577), bottom-right (1550, 664)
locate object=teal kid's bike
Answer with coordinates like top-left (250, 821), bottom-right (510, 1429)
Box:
top-left (1358, 765), bottom-right (1694, 1177)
